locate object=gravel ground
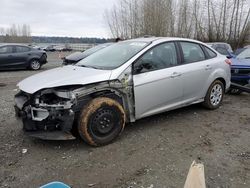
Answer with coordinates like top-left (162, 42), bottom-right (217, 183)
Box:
top-left (0, 52), bottom-right (249, 188)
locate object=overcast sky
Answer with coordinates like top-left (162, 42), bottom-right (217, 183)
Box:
top-left (0, 0), bottom-right (117, 38)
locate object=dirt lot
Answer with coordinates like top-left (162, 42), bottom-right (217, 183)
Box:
top-left (0, 52), bottom-right (249, 188)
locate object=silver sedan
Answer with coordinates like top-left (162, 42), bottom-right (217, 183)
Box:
top-left (15, 37), bottom-right (231, 146)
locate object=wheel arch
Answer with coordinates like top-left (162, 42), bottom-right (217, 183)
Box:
top-left (28, 57), bottom-right (40, 62)
top-left (215, 77), bottom-right (226, 91)
top-left (76, 88), bottom-right (131, 122)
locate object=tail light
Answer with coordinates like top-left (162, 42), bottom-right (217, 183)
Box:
top-left (225, 59), bottom-right (232, 66)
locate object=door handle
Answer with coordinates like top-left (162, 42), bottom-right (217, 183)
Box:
top-left (205, 65), bottom-right (212, 70)
top-left (171, 72), bottom-right (182, 78)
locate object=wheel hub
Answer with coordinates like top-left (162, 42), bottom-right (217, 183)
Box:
top-left (31, 60), bottom-right (40, 69)
top-left (210, 84), bottom-right (222, 106)
top-left (92, 109), bottom-right (115, 135)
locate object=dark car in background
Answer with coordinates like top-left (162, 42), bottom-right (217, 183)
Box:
top-left (0, 44), bottom-right (47, 70)
top-left (42, 45), bottom-right (56, 52)
top-left (62, 43), bottom-right (113, 65)
top-left (42, 44), bottom-right (72, 52)
top-left (54, 44), bottom-right (72, 52)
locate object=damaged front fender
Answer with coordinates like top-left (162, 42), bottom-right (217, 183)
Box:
top-left (14, 66), bottom-right (135, 140)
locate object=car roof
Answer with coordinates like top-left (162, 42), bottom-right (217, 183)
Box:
top-left (0, 43), bottom-right (30, 47)
top-left (126, 37), bottom-right (206, 44)
top-left (206, 42), bottom-right (230, 45)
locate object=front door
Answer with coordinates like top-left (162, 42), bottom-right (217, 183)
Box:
top-left (133, 42), bottom-right (183, 119)
top-left (0, 46), bottom-right (15, 69)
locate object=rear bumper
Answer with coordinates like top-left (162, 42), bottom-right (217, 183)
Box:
top-left (40, 54), bottom-right (48, 64)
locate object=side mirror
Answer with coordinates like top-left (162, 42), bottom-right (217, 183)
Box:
top-left (134, 63), bottom-right (153, 74)
top-left (142, 63), bottom-right (153, 70)
top-left (134, 64), bottom-right (143, 74)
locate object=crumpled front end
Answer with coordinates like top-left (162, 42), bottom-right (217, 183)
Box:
top-left (14, 89), bottom-right (77, 140)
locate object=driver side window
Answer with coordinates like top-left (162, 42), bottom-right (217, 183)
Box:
top-left (134, 42), bottom-right (178, 74)
top-left (0, 46), bottom-right (13, 54)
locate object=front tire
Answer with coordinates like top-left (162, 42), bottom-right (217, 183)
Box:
top-left (29, 59), bottom-right (41, 70)
top-left (203, 80), bottom-right (224, 109)
top-left (78, 97), bottom-right (125, 146)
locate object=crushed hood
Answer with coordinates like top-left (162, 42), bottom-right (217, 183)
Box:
top-left (18, 65), bottom-right (112, 94)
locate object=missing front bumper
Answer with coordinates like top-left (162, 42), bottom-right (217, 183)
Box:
top-left (15, 105), bottom-right (76, 140)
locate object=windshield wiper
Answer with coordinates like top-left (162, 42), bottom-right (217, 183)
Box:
top-left (77, 64), bottom-right (99, 69)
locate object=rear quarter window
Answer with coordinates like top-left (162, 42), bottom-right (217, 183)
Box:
top-left (16, 46), bottom-right (30, 53)
top-left (204, 46), bottom-right (217, 58)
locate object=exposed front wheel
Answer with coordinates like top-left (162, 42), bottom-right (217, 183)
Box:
top-left (29, 59), bottom-right (41, 70)
top-left (203, 80), bottom-right (224, 109)
top-left (78, 97), bottom-right (125, 146)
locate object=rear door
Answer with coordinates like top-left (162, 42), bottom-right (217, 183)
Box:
top-left (12, 46), bottom-right (31, 68)
top-left (0, 46), bottom-right (15, 69)
top-left (177, 42), bottom-right (214, 102)
top-left (133, 42), bottom-right (183, 119)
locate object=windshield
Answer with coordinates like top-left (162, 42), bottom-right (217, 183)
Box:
top-left (237, 48), bottom-right (250, 59)
top-left (76, 41), bottom-right (149, 70)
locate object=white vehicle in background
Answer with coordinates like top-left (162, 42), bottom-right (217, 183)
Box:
top-left (14, 37), bottom-right (231, 146)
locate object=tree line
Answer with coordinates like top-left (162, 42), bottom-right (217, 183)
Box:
top-left (105, 0), bottom-right (250, 49)
top-left (32, 36), bottom-right (110, 44)
top-left (0, 24), bottom-right (32, 43)
top-left (0, 24), bottom-right (111, 44)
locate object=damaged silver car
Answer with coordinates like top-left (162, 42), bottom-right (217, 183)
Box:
top-left (14, 37), bottom-right (231, 146)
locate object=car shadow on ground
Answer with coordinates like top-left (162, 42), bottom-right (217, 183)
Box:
top-left (28, 103), bottom-right (206, 150)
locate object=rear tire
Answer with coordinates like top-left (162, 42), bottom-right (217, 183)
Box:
top-left (29, 59), bottom-right (41, 70)
top-left (202, 80), bottom-right (224, 110)
top-left (78, 97), bottom-right (125, 146)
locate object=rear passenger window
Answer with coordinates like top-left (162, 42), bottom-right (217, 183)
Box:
top-left (204, 46), bottom-right (217, 58)
top-left (180, 42), bottom-right (205, 63)
top-left (0, 46), bottom-right (13, 54)
top-left (16, 46), bottom-right (30, 53)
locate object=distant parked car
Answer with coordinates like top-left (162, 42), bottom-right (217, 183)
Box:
top-left (62, 43), bottom-right (113, 65)
top-left (28, 44), bottom-right (42, 50)
top-left (206, 42), bottom-right (234, 57)
top-left (0, 44), bottom-right (47, 70)
top-left (62, 44), bottom-right (72, 52)
top-left (43, 45), bottom-right (56, 52)
top-left (230, 48), bottom-right (250, 94)
top-left (54, 45), bottom-right (65, 51)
